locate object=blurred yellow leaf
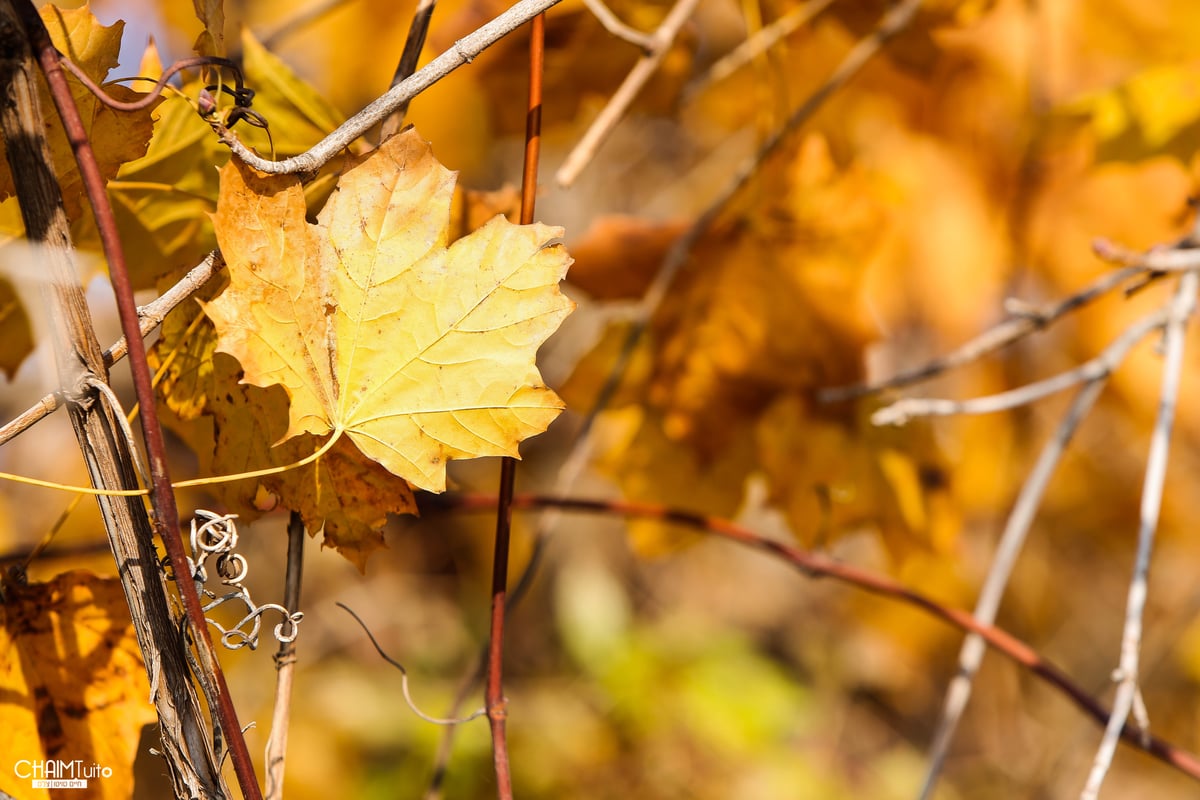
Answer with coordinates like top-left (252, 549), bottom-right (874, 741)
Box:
top-left (649, 134), bottom-right (881, 453)
top-left (564, 134), bottom-right (952, 556)
top-left (191, 0), bottom-right (224, 55)
top-left (756, 395), bottom-right (955, 556)
top-left (0, 571), bottom-right (155, 800)
top-left (594, 406), bottom-right (754, 557)
top-left (0, 277), bottom-right (33, 380)
top-left (1058, 60), bottom-right (1200, 164)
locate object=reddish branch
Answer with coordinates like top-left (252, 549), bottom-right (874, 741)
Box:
top-left (484, 12), bottom-right (547, 800)
top-left (56, 54), bottom-right (244, 112)
top-left (432, 492), bottom-right (1200, 784)
top-left (14, 5), bottom-right (262, 798)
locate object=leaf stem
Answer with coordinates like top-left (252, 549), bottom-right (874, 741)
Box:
top-left (172, 428), bottom-right (343, 488)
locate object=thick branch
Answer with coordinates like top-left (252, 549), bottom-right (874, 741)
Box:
top-left (16, 4), bottom-right (261, 793)
top-left (221, 0), bottom-right (564, 175)
top-left (0, 4), bottom-right (225, 796)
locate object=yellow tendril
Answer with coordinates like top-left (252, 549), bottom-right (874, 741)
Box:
top-left (0, 428), bottom-right (343, 497)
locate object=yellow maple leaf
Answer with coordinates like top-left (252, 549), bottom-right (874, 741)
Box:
top-left (202, 353), bottom-right (417, 569)
top-left (0, 571), bottom-right (155, 800)
top-left (204, 128), bottom-right (574, 493)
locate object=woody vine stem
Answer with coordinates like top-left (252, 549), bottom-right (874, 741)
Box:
top-left (11, 2), bottom-right (262, 797)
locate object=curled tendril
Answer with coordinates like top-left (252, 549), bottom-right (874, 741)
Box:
top-left (337, 602), bottom-right (487, 726)
top-left (58, 53), bottom-right (275, 154)
top-left (171, 510), bottom-right (303, 651)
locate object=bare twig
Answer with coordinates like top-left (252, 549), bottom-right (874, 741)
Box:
top-left (265, 512), bottom-right (305, 800)
top-left (1080, 270), bottom-right (1198, 799)
top-left (336, 603), bottom-right (487, 726)
top-left (555, 0), bottom-right (701, 187)
top-left (1094, 237), bottom-right (1200, 272)
top-left (379, 0), bottom-right (437, 139)
top-left (872, 307), bottom-right (1170, 426)
top-left (482, 13), bottom-right (546, 798)
top-left (582, 0), bottom-right (654, 50)
top-left (919, 378), bottom-right (1106, 800)
top-left (821, 265), bottom-right (1146, 403)
top-left (0, 252), bottom-right (221, 448)
top-left (424, 2), bottom-right (925, 785)
top-left (260, 0), bottom-right (352, 49)
top-left (429, 492), bottom-right (1200, 784)
top-left (487, 453), bottom-right (517, 800)
top-left (220, 0), bottom-right (566, 176)
top-left (19, 6), bottom-right (261, 796)
top-left (684, 0), bottom-right (835, 99)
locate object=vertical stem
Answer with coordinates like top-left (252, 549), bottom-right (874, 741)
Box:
top-left (12, 3), bottom-right (262, 798)
top-left (265, 512), bottom-right (306, 800)
top-left (0, 4), bottom-right (226, 797)
top-left (487, 458), bottom-right (516, 799)
top-left (919, 378), bottom-right (1105, 800)
top-left (486, 12), bottom-right (545, 799)
top-left (519, 12), bottom-right (545, 228)
top-left (380, 0), bottom-right (437, 139)
top-left (1080, 270), bottom-right (1198, 799)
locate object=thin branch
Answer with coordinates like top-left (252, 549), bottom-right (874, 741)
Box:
top-left (483, 13), bottom-right (546, 798)
top-left (19, 8), bottom-right (261, 797)
top-left (0, 252), bottom-right (220, 448)
top-left (260, 0), bottom-right (353, 49)
top-left (265, 512), bottom-right (305, 800)
top-left (427, 492), bottom-right (1200, 784)
top-left (379, 0), bottom-right (437, 139)
top-left (919, 378), bottom-right (1106, 800)
top-left (554, 0), bottom-right (701, 187)
top-left (1094, 237), bottom-right (1200, 272)
top-left (683, 0), bottom-right (835, 99)
top-left (581, 0), bottom-right (654, 51)
top-left (336, 603), bottom-right (487, 726)
top-left (220, 0), bottom-right (566, 176)
top-left (872, 307), bottom-right (1170, 426)
top-left (1080, 270), bottom-right (1198, 799)
top-left (821, 265), bottom-right (1146, 403)
top-left (423, 2), bottom-right (924, 784)
top-left (488, 454), bottom-right (517, 800)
